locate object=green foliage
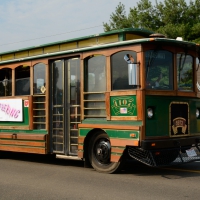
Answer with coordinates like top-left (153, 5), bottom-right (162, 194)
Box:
top-left (103, 0), bottom-right (200, 42)
top-left (129, 0), bottom-right (161, 31)
top-left (103, 2), bottom-right (132, 31)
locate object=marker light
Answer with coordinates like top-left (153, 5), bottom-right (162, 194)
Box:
top-left (196, 108), bottom-right (200, 118)
top-left (147, 108), bottom-right (153, 118)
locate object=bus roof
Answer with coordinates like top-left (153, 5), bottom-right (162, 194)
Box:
top-left (0, 28), bottom-right (199, 64)
top-left (0, 28), bottom-right (153, 55)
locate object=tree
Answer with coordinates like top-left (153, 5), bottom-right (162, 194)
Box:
top-left (103, 2), bottom-right (132, 32)
top-left (103, 0), bottom-right (200, 43)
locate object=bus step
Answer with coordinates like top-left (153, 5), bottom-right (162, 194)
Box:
top-left (56, 154), bottom-right (82, 160)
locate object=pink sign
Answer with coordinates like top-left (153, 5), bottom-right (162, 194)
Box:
top-left (0, 99), bottom-right (23, 122)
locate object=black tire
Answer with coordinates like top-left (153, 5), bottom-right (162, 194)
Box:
top-left (89, 132), bottom-right (124, 174)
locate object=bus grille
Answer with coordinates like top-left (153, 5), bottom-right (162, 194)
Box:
top-left (128, 144), bottom-right (200, 167)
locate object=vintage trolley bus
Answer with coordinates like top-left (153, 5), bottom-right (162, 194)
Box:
top-left (0, 28), bottom-right (200, 173)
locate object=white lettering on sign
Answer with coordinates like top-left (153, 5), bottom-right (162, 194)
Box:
top-left (0, 99), bottom-right (23, 122)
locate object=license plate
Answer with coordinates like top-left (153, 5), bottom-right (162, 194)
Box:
top-left (186, 148), bottom-right (197, 157)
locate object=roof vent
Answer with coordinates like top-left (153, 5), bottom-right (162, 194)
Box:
top-left (149, 33), bottom-right (166, 38)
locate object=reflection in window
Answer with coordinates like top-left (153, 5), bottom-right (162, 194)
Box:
top-left (15, 65), bottom-right (30, 95)
top-left (84, 55), bottom-right (106, 118)
top-left (145, 50), bottom-right (173, 90)
top-left (111, 51), bottom-right (137, 90)
top-left (0, 68), bottom-right (12, 96)
top-left (85, 55), bottom-right (106, 92)
top-left (197, 57), bottom-right (200, 90)
top-left (68, 58), bottom-right (80, 104)
top-left (34, 63), bottom-right (46, 94)
top-left (52, 60), bottom-right (63, 106)
top-left (177, 54), bottom-right (193, 91)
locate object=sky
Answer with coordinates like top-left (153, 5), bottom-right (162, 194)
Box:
top-left (0, 0), bottom-right (191, 53)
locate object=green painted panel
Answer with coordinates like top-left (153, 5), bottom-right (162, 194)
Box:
top-left (81, 119), bottom-right (142, 126)
top-left (146, 96), bottom-right (200, 137)
top-left (79, 129), bottom-right (90, 137)
top-left (79, 128), bottom-right (139, 139)
top-left (110, 95), bottom-right (137, 116)
top-left (106, 129), bottom-right (139, 139)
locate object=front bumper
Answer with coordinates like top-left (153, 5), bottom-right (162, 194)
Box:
top-left (128, 139), bottom-right (200, 167)
top-left (141, 136), bottom-right (200, 150)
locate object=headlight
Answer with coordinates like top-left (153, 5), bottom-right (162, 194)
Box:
top-left (147, 108), bottom-right (153, 118)
top-left (196, 108), bottom-right (200, 118)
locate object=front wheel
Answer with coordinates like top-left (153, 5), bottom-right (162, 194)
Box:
top-left (89, 132), bottom-right (124, 173)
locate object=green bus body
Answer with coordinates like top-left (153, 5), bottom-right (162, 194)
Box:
top-left (0, 28), bottom-right (199, 173)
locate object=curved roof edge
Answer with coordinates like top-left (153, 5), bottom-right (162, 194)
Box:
top-left (0, 28), bottom-right (154, 55)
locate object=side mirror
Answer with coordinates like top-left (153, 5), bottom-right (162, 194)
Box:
top-left (128, 63), bottom-right (139, 85)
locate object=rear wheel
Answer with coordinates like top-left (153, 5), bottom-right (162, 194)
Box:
top-left (89, 132), bottom-right (124, 173)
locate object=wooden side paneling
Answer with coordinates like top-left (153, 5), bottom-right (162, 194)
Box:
top-left (145, 91), bottom-right (176, 96)
top-left (78, 151), bottom-right (83, 158)
top-left (109, 90), bottom-right (137, 96)
top-left (136, 90), bottom-right (144, 121)
top-left (0, 133), bottom-right (47, 154)
top-left (30, 65), bottom-right (34, 95)
top-left (177, 92), bottom-right (196, 97)
top-left (110, 154), bottom-right (121, 162)
top-left (111, 147), bottom-right (124, 154)
top-left (105, 92), bottom-right (111, 120)
top-left (0, 133), bottom-right (46, 140)
top-left (0, 146), bottom-right (46, 154)
top-left (28, 96), bottom-right (33, 130)
top-left (78, 145), bottom-right (83, 150)
top-left (110, 138), bottom-right (139, 146)
top-left (78, 136), bottom-right (85, 143)
top-left (110, 116), bottom-right (138, 121)
top-left (106, 56), bottom-right (111, 92)
top-left (0, 140), bottom-right (45, 147)
top-left (12, 68), bottom-right (15, 96)
top-left (80, 58), bottom-right (84, 121)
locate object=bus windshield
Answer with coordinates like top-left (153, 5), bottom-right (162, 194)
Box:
top-left (145, 50), bottom-right (173, 90)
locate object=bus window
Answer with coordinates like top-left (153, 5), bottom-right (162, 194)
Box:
top-left (15, 65), bottom-right (30, 96)
top-left (33, 63), bottom-right (46, 94)
top-left (0, 68), bottom-right (12, 96)
top-left (84, 55), bottom-right (106, 118)
top-left (111, 51), bottom-right (137, 90)
top-left (85, 55), bottom-right (106, 92)
top-left (145, 50), bottom-right (173, 90)
top-left (177, 54), bottom-right (193, 91)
